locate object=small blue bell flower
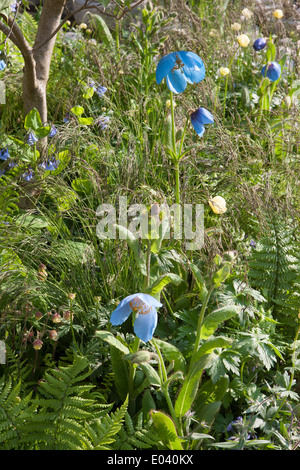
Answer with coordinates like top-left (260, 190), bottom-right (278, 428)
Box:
top-left (190, 107), bottom-right (214, 137)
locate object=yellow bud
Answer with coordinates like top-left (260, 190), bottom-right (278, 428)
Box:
top-left (231, 23), bottom-right (241, 31)
top-left (273, 9), bottom-right (283, 19)
top-left (79, 23), bottom-right (87, 29)
top-left (68, 293), bottom-right (76, 300)
top-left (209, 196), bottom-right (227, 214)
top-left (219, 67), bottom-right (230, 77)
top-left (237, 34), bottom-right (250, 47)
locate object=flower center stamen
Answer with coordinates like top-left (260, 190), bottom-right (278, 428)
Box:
top-left (129, 296), bottom-right (151, 315)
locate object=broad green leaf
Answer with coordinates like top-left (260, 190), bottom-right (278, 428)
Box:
top-left (200, 305), bottom-right (239, 339)
top-left (71, 178), bottom-right (94, 195)
top-left (175, 354), bottom-right (212, 418)
top-left (139, 363), bottom-right (161, 387)
top-left (83, 86), bottom-right (94, 100)
top-left (0, 0), bottom-right (14, 13)
top-left (194, 336), bottom-right (233, 360)
top-left (150, 410), bottom-right (184, 450)
top-left (90, 14), bottom-right (115, 47)
top-left (35, 126), bottom-right (51, 139)
top-left (70, 106), bottom-right (84, 117)
top-left (154, 339), bottom-right (186, 373)
top-left (78, 116), bottom-right (94, 125)
top-left (145, 273), bottom-right (183, 298)
top-left (212, 262), bottom-right (231, 287)
top-left (110, 345), bottom-right (129, 401)
top-left (24, 108), bottom-right (42, 132)
top-left (189, 263), bottom-right (208, 302)
top-left (95, 330), bottom-right (130, 355)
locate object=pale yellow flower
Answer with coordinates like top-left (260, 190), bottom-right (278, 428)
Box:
top-left (273, 9), bottom-right (283, 19)
top-left (166, 99), bottom-right (176, 108)
top-left (242, 8), bottom-right (253, 19)
top-left (237, 34), bottom-right (250, 47)
top-left (219, 67), bottom-right (230, 77)
top-left (209, 196), bottom-right (227, 214)
top-left (78, 23), bottom-right (87, 29)
top-left (231, 23), bottom-right (242, 31)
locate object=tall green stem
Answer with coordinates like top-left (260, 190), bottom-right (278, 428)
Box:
top-left (152, 338), bottom-right (183, 436)
top-left (169, 90), bottom-right (181, 205)
top-left (128, 335), bottom-right (140, 414)
top-left (188, 286), bottom-right (214, 373)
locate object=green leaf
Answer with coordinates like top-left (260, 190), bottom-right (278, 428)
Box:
top-left (70, 106), bottom-right (84, 117)
top-left (35, 126), bottom-right (51, 139)
top-left (154, 339), bottom-right (186, 373)
top-left (139, 363), bottom-right (161, 387)
top-left (145, 273), bottom-right (183, 298)
top-left (78, 116), bottom-right (93, 125)
top-left (24, 108), bottom-right (42, 132)
top-left (212, 263), bottom-right (231, 287)
top-left (189, 263), bottom-right (208, 302)
top-left (195, 336), bottom-right (233, 359)
top-left (71, 178), bottom-right (94, 195)
top-left (90, 14), bottom-right (115, 47)
top-left (83, 86), bottom-right (94, 100)
top-left (150, 410), bottom-right (184, 450)
top-left (96, 331), bottom-right (130, 355)
top-left (110, 345), bottom-right (129, 401)
top-left (175, 354), bottom-right (212, 418)
top-left (266, 40), bottom-right (276, 63)
top-left (200, 305), bottom-right (239, 339)
top-left (0, 0), bottom-right (14, 13)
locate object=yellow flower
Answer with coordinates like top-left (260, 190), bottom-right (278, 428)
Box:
top-left (78, 23), bottom-right (87, 29)
top-left (219, 67), bottom-right (230, 77)
top-left (237, 34), bottom-right (250, 47)
top-left (68, 293), bottom-right (76, 300)
top-left (33, 339), bottom-right (43, 350)
top-left (166, 99), bottom-right (176, 108)
top-left (209, 196), bottom-right (227, 214)
top-left (242, 8), bottom-right (253, 19)
top-left (273, 9), bottom-right (283, 19)
top-left (231, 22), bottom-right (241, 31)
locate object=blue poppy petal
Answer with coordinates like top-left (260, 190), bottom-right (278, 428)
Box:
top-left (166, 69), bottom-right (187, 94)
top-left (110, 302), bottom-right (132, 325)
top-left (177, 51), bottom-right (205, 84)
top-left (191, 114), bottom-right (205, 137)
top-left (136, 293), bottom-right (163, 309)
top-left (134, 306), bottom-right (158, 342)
top-left (156, 52), bottom-right (176, 84)
top-left (195, 107), bottom-right (214, 125)
top-left (110, 293), bottom-right (137, 325)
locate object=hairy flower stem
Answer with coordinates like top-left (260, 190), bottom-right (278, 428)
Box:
top-left (152, 338), bottom-right (183, 436)
top-left (188, 286), bottom-right (214, 373)
top-left (128, 332), bottom-right (140, 415)
top-left (69, 299), bottom-right (81, 356)
top-left (169, 90), bottom-right (180, 205)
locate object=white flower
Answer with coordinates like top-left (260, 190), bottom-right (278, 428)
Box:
top-left (242, 8), bottom-right (253, 19)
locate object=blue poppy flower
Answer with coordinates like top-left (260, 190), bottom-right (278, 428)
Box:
top-left (27, 131), bottom-right (38, 145)
top-left (190, 107), bottom-right (214, 137)
top-left (110, 293), bottom-right (162, 343)
top-left (253, 37), bottom-right (267, 51)
top-left (0, 147), bottom-right (10, 161)
top-left (156, 51), bottom-right (205, 94)
top-left (261, 61), bottom-right (281, 81)
top-left (0, 60), bottom-right (6, 71)
top-left (10, 2), bottom-right (18, 12)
